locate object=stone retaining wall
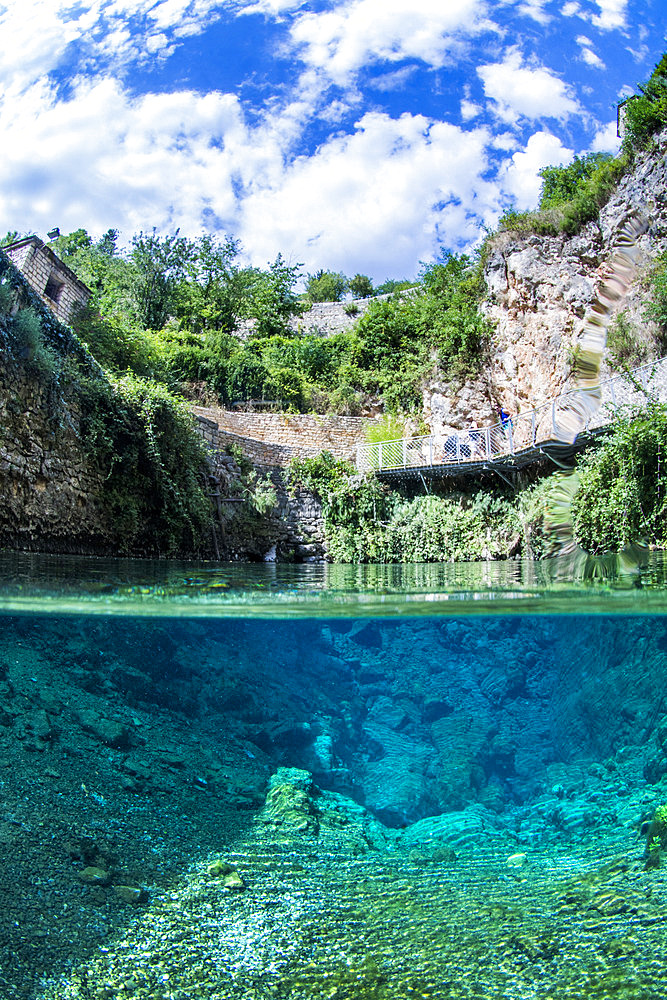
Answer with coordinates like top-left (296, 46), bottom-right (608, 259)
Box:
top-left (194, 408), bottom-right (372, 466)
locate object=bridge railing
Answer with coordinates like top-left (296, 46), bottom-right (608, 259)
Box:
top-left (356, 357), bottom-right (667, 474)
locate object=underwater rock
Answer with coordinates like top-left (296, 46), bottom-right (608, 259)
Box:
top-left (260, 769), bottom-right (395, 850)
top-left (399, 806), bottom-right (493, 852)
top-left (222, 871), bottom-right (245, 891)
top-left (113, 885), bottom-right (147, 904)
top-left (431, 712), bottom-right (490, 811)
top-left (23, 708), bottom-right (54, 743)
top-left (207, 859), bottom-right (235, 878)
top-left (260, 780), bottom-right (319, 835)
top-left (314, 787), bottom-right (396, 851)
top-left (75, 709), bottom-right (132, 749)
top-left (268, 767), bottom-right (313, 793)
top-left (78, 866), bottom-right (111, 885)
top-left (506, 853), bottom-right (528, 867)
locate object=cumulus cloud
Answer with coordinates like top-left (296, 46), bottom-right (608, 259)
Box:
top-left (478, 49), bottom-right (581, 125)
top-left (516, 0), bottom-right (552, 25)
top-left (589, 0), bottom-right (628, 31)
top-left (238, 112), bottom-right (500, 278)
top-left (461, 99), bottom-right (483, 121)
top-left (0, 72), bottom-right (503, 279)
top-left (289, 0), bottom-right (492, 86)
top-left (0, 77), bottom-right (291, 241)
top-left (0, 0), bottom-right (238, 92)
top-left (591, 119), bottom-right (621, 153)
top-left (500, 131), bottom-right (574, 210)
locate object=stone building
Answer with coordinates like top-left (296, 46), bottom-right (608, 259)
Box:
top-left (3, 236), bottom-right (91, 325)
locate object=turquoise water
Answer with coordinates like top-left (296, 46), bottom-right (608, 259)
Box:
top-left (2, 553), bottom-right (667, 998)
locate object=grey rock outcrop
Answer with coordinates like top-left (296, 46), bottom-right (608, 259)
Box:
top-left (425, 130), bottom-right (667, 439)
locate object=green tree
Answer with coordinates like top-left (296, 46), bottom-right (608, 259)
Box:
top-left (1, 231), bottom-right (21, 247)
top-left (572, 403), bottom-right (667, 552)
top-left (538, 153), bottom-right (613, 209)
top-left (349, 273), bottom-right (374, 298)
top-left (130, 230), bottom-right (189, 330)
top-left (306, 269), bottom-right (348, 302)
top-left (51, 228), bottom-right (93, 257)
top-left (173, 233), bottom-right (241, 333)
top-left (240, 254), bottom-right (304, 338)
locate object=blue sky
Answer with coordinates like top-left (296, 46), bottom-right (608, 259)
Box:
top-left (0, 0), bottom-right (665, 282)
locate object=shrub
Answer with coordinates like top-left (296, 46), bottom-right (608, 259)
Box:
top-left (606, 311), bottom-right (649, 369)
top-left (79, 374), bottom-right (212, 555)
top-left (572, 403), bottom-right (667, 552)
top-left (349, 274), bottom-right (374, 298)
top-left (645, 251), bottom-right (667, 353)
top-left (12, 307), bottom-right (61, 379)
top-left (538, 153), bottom-right (613, 209)
top-left (287, 454), bottom-right (519, 563)
top-left (0, 279), bottom-right (14, 316)
top-left (622, 54), bottom-right (667, 151)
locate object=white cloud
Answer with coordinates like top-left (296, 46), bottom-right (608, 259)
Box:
top-left (576, 35), bottom-right (605, 68)
top-left (238, 112), bottom-right (500, 278)
top-left (517, 0), bottom-right (551, 25)
top-left (589, 0), bottom-right (628, 31)
top-left (0, 0), bottom-right (239, 93)
top-left (0, 77), bottom-right (287, 240)
top-left (478, 49), bottom-right (580, 125)
top-left (581, 47), bottom-right (605, 68)
top-left (0, 72), bottom-right (503, 280)
top-left (562, 1), bottom-right (581, 14)
top-left (371, 66), bottom-right (418, 92)
top-left (461, 99), bottom-right (483, 121)
top-left (591, 119), bottom-right (621, 153)
top-left (500, 131), bottom-right (574, 210)
top-left (289, 0), bottom-right (492, 86)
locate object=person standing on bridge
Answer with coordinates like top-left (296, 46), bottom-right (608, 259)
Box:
top-left (498, 406), bottom-right (513, 428)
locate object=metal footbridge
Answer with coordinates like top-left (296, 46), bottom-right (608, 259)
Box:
top-left (356, 357), bottom-right (667, 482)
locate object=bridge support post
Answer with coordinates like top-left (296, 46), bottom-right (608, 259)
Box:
top-left (485, 428), bottom-right (491, 460)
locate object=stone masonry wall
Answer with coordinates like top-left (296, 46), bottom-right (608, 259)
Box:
top-left (194, 408), bottom-right (372, 466)
top-left (4, 239), bottom-right (90, 326)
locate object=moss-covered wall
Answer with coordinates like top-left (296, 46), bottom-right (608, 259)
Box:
top-left (0, 355), bottom-right (114, 553)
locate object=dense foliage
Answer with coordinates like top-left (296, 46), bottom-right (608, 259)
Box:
top-left (0, 248), bottom-right (213, 556)
top-left (50, 231), bottom-right (491, 416)
top-left (572, 403), bottom-right (667, 552)
top-left (621, 53), bottom-right (667, 150)
top-left (287, 453), bottom-right (521, 562)
top-left (498, 152), bottom-right (629, 239)
top-left (538, 153), bottom-right (614, 210)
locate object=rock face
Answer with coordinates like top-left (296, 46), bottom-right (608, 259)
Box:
top-left (0, 357), bottom-right (112, 553)
top-left (425, 130), bottom-right (667, 438)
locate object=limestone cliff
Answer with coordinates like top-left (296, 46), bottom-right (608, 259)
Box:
top-left (425, 130), bottom-right (667, 438)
